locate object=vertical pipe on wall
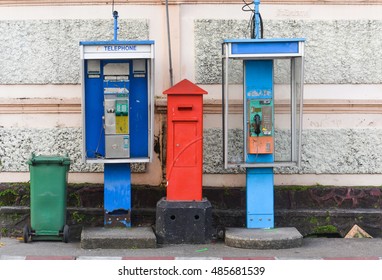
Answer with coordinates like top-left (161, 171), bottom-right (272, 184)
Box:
top-left (165, 0), bottom-right (174, 86)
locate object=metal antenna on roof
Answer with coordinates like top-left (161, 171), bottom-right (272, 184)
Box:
top-left (113, 10), bottom-right (119, 41)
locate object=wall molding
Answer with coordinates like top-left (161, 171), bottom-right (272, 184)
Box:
top-left (0, 98), bottom-right (81, 114)
top-left (155, 99), bottom-right (382, 115)
top-left (1, 98), bottom-right (382, 115)
top-left (1, 0), bottom-right (382, 6)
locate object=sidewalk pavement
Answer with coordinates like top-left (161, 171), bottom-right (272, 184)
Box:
top-left (1, 237), bottom-right (382, 260)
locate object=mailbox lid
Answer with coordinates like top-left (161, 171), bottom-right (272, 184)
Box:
top-left (163, 79), bottom-right (207, 96)
top-left (164, 78), bottom-right (207, 122)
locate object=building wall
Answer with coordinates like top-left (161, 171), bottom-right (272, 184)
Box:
top-left (1, 2), bottom-right (382, 186)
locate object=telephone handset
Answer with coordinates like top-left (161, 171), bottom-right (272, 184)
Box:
top-left (254, 114), bottom-right (261, 136)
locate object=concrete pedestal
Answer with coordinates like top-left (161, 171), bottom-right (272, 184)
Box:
top-left (225, 227), bottom-right (303, 249)
top-left (80, 227), bottom-right (157, 249)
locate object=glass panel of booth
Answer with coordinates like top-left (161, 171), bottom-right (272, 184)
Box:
top-left (294, 56), bottom-right (304, 168)
top-left (222, 42), bottom-right (304, 169)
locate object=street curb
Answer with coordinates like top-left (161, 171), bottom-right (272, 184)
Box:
top-left (2, 256), bottom-right (382, 260)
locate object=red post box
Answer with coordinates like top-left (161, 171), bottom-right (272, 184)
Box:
top-left (163, 79), bottom-right (207, 201)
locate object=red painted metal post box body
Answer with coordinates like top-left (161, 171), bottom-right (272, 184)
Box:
top-left (163, 79), bottom-right (207, 201)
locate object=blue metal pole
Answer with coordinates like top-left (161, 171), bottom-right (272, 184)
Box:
top-left (113, 10), bottom-right (119, 41)
top-left (254, 0), bottom-right (260, 39)
top-left (245, 60), bottom-right (274, 229)
top-left (104, 163), bottom-right (132, 227)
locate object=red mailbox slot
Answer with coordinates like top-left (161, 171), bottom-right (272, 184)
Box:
top-left (164, 79), bottom-right (207, 201)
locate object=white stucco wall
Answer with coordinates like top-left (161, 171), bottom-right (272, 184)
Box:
top-left (1, 4), bottom-right (382, 186)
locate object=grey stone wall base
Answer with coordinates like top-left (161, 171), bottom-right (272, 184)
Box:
top-left (2, 206), bottom-right (381, 240)
top-left (276, 209), bottom-right (382, 238)
top-left (224, 227), bottom-right (303, 250)
top-left (1, 184), bottom-right (381, 239)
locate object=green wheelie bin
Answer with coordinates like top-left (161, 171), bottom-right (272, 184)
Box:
top-left (23, 153), bottom-right (71, 243)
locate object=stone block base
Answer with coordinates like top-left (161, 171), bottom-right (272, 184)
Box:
top-left (155, 198), bottom-right (212, 244)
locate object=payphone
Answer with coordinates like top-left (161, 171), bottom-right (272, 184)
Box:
top-left (246, 60), bottom-right (274, 156)
top-left (80, 12), bottom-right (154, 227)
top-left (103, 62), bottom-right (130, 159)
top-left (82, 57), bottom-right (152, 163)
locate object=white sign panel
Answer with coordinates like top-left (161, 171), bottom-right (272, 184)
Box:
top-left (82, 44), bottom-right (153, 59)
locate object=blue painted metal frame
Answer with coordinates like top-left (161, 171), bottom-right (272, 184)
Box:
top-left (113, 11), bottom-right (119, 41)
top-left (84, 61), bottom-right (105, 158)
top-left (104, 163), bottom-right (131, 227)
top-left (224, 39), bottom-right (305, 56)
top-left (245, 60), bottom-right (274, 229)
top-left (82, 52), bottom-right (150, 228)
top-left (223, 38), bottom-right (305, 43)
top-left (246, 168), bottom-right (274, 228)
top-left (233, 41), bottom-right (298, 55)
top-left (129, 62), bottom-right (149, 157)
top-left (84, 59), bottom-right (149, 159)
top-left (254, 0), bottom-right (260, 39)
top-left (245, 60), bottom-right (273, 99)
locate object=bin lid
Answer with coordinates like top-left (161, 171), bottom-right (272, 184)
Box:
top-left (27, 154), bottom-right (71, 166)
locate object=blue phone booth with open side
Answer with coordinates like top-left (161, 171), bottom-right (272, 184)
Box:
top-left (221, 1), bottom-right (305, 250)
top-left (222, 15), bottom-right (306, 233)
top-left (222, 38), bottom-right (305, 229)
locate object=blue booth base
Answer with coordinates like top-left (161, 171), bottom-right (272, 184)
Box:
top-left (104, 163), bottom-right (131, 227)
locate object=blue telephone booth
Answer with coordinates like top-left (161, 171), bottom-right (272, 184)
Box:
top-left (222, 38), bottom-right (305, 228)
top-left (80, 40), bottom-right (155, 227)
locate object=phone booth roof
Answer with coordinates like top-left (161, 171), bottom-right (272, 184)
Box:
top-left (223, 38), bottom-right (305, 59)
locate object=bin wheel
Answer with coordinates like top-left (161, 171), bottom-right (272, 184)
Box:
top-left (23, 224), bottom-right (30, 243)
top-left (63, 225), bottom-right (70, 243)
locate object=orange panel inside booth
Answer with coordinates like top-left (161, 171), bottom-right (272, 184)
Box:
top-left (248, 136), bottom-right (274, 154)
